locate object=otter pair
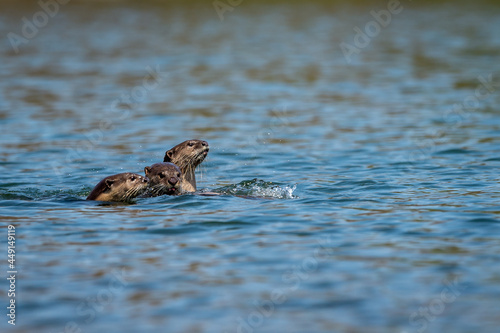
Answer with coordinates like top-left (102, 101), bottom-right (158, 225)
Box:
top-left (85, 163), bottom-right (182, 202)
top-left (86, 140), bottom-right (209, 202)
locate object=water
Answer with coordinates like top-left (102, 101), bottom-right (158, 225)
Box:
top-left (1, 1), bottom-right (500, 332)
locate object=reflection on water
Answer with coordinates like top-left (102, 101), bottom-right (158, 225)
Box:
top-left (1, 1), bottom-right (500, 332)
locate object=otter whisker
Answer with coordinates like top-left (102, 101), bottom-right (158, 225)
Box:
top-left (127, 186), bottom-right (147, 200)
top-left (123, 187), bottom-right (142, 201)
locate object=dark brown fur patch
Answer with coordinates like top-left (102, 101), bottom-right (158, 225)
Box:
top-left (144, 162), bottom-right (182, 196)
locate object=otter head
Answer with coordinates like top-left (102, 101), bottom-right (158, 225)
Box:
top-left (144, 162), bottom-right (182, 196)
top-left (87, 172), bottom-right (149, 202)
top-left (163, 139), bottom-right (209, 172)
top-left (163, 140), bottom-right (209, 192)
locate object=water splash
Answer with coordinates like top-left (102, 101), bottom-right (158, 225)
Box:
top-left (211, 179), bottom-right (297, 199)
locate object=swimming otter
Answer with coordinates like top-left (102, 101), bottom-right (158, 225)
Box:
top-left (87, 173), bottom-right (148, 202)
top-left (144, 162), bottom-right (182, 196)
top-left (163, 139), bottom-right (209, 192)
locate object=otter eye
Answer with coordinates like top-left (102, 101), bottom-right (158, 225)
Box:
top-left (159, 173), bottom-right (165, 179)
top-left (130, 176), bottom-right (136, 181)
top-left (188, 142), bottom-right (194, 147)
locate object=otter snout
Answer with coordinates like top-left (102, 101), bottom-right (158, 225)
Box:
top-left (168, 177), bottom-right (179, 186)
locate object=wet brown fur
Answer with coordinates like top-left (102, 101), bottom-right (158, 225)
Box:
top-left (163, 139), bottom-right (209, 192)
top-left (144, 162), bottom-right (182, 196)
top-left (87, 173), bottom-right (148, 202)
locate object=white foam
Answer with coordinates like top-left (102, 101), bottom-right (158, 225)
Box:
top-left (251, 183), bottom-right (297, 199)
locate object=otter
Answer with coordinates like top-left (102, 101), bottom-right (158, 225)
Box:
top-left (144, 162), bottom-right (182, 196)
top-left (86, 173), bottom-right (148, 202)
top-left (163, 139), bottom-right (209, 192)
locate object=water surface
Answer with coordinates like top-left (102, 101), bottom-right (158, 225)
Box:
top-left (1, 1), bottom-right (500, 332)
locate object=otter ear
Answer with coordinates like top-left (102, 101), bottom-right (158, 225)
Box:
top-left (105, 179), bottom-right (115, 188)
top-left (163, 150), bottom-right (173, 162)
top-left (144, 166), bottom-right (151, 176)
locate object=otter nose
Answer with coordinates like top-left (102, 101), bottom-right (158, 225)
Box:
top-left (201, 140), bottom-right (209, 147)
top-left (143, 177), bottom-right (149, 183)
top-left (168, 177), bottom-right (178, 186)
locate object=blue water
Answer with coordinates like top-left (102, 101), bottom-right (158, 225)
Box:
top-left (1, 1), bottom-right (500, 332)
